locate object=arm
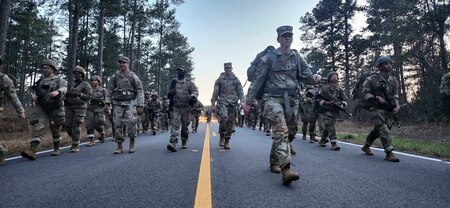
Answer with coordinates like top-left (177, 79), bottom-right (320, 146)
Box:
top-left (3, 76), bottom-right (25, 114)
top-left (210, 78), bottom-right (220, 106)
top-left (235, 77), bottom-right (245, 104)
top-left (134, 74), bottom-right (145, 107)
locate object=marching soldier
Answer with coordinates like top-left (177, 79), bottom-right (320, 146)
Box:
top-left (21, 59), bottom-right (67, 160)
top-left (301, 85), bottom-right (319, 143)
top-left (105, 56), bottom-right (145, 154)
top-left (0, 56), bottom-right (26, 165)
top-left (191, 100), bottom-right (204, 132)
top-left (211, 62), bottom-right (244, 149)
top-left (86, 75), bottom-right (106, 147)
top-left (65, 66), bottom-right (92, 152)
top-left (246, 25), bottom-right (321, 185)
top-left (147, 92), bottom-right (162, 135)
top-left (160, 96), bottom-right (170, 132)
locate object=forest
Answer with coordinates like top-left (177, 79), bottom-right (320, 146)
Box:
top-left (0, 0), bottom-right (449, 123)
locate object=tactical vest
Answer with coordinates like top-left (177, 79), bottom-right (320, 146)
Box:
top-left (33, 77), bottom-right (64, 111)
top-left (264, 51), bottom-right (300, 98)
top-left (112, 73), bottom-right (137, 101)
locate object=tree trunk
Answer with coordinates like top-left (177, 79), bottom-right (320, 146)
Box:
top-left (343, 10), bottom-right (350, 96)
top-left (0, 0), bottom-right (12, 57)
top-left (67, 0), bottom-right (80, 86)
top-left (96, 1), bottom-right (104, 77)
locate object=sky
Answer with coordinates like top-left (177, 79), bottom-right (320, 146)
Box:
top-left (173, 0), bottom-right (322, 105)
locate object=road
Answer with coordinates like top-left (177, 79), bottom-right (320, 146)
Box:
top-left (1, 121), bottom-right (449, 208)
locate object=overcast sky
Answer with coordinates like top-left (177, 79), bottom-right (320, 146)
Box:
top-left (174, 0), bottom-right (365, 104)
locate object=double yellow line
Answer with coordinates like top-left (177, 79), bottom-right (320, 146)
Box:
top-left (194, 123), bottom-right (212, 208)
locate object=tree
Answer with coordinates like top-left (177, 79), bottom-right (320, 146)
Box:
top-left (0, 0), bottom-right (12, 57)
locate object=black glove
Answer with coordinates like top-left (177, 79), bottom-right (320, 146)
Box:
top-left (189, 96), bottom-right (197, 106)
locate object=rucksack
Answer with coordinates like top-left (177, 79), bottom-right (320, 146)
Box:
top-left (247, 46), bottom-right (275, 82)
top-left (351, 71), bottom-right (375, 106)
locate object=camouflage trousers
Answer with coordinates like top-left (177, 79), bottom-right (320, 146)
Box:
top-left (112, 105), bottom-right (138, 143)
top-left (160, 113), bottom-right (169, 131)
top-left (217, 103), bottom-right (237, 139)
top-left (170, 107), bottom-right (191, 143)
top-left (301, 118), bottom-right (316, 136)
top-left (65, 106), bottom-right (87, 144)
top-left (86, 108), bottom-right (106, 137)
top-left (149, 111), bottom-right (159, 131)
top-left (264, 97), bottom-right (298, 168)
top-left (248, 112), bottom-right (258, 129)
top-left (30, 105), bottom-right (65, 144)
top-left (141, 111), bottom-right (149, 132)
top-left (318, 112), bottom-right (337, 142)
top-left (191, 113), bottom-right (200, 131)
top-left (366, 109), bottom-right (394, 152)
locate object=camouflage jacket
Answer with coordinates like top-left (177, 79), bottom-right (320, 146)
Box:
top-left (0, 73), bottom-right (25, 113)
top-left (211, 72), bottom-right (244, 106)
top-left (147, 98), bottom-right (162, 113)
top-left (171, 78), bottom-right (199, 108)
top-left (105, 70), bottom-right (144, 107)
top-left (317, 84), bottom-right (348, 114)
top-left (362, 73), bottom-right (399, 109)
top-left (33, 74), bottom-right (67, 110)
top-left (88, 86), bottom-right (106, 111)
top-left (192, 100), bottom-right (204, 115)
top-left (246, 48), bottom-right (314, 102)
top-left (65, 79), bottom-right (92, 108)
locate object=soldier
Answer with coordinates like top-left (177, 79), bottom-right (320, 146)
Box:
top-left (316, 71), bottom-right (348, 150)
top-left (105, 56), bottom-right (145, 154)
top-left (246, 25), bottom-right (321, 185)
top-left (147, 92), bottom-right (162, 135)
top-left (142, 91), bottom-right (151, 133)
top-left (211, 62), bottom-right (244, 149)
top-left (191, 100), bottom-right (204, 132)
top-left (64, 66), bottom-right (92, 152)
top-left (160, 96), bottom-right (170, 132)
top-left (86, 75), bottom-right (106, 147)
top-left (301, 85), bottom-right (319, 143)
top-left (360, 56), bottom-right (401, 162)
top-left (167, 67), bottom-right (199, 152)
top-left (0, 56), bottom-right (26, 165)
top-left (248, 99), bottom-right (259, 130)
top-left (21, 59), bottom-right (67, 160)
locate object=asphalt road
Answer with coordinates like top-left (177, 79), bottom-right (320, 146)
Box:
top-left (1, 121), bottom-right (449, 208)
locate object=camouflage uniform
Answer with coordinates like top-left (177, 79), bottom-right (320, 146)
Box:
top-left (147, 93), bottom-right (162, 135)
top-left (142, 92), bottom-right (151, 133)
top-left (65, 66), bottom-right (92, 151)
top-left (21, 59), bottom-right (67, 160)
top-left (160, 97), bottom-right (170, 132)
top-left (0, 65), bottom-right (26, 165)
top-left (248, 100), bottom-right (259, 130)
top-left (246, 26), bottom-right (320, 184)
top-left (300, 86), bottom-right (319, 142)
top-left (316, 73), bottom-right (348, 150)
top-left (191, 100), bottom-right (204, 132)
top-left (86, 75), bottom-right (106, 145)
top-left (211, 62), bottom-right (244, 149)
top-left (167, 67), bottom-right (199, 151)
top-left (361, 56), bottom-right (400, 162)
top-left (105, 57), bottom-right (144, 154)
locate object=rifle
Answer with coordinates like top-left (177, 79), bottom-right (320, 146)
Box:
top-left (316, 93), bottom-right (352, 117)
top-left (89, 96), bottom-right (105, 107)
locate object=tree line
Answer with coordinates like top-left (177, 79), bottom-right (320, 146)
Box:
top-left (299, 0), bottom-right (449, 123)
top-left (0, 0), bottom-right (193, 107)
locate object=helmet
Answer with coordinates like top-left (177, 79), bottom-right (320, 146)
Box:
top-left (327, 71), bottom-right (338, 81)
top-left (375, 56), bottom-right (392, 67)
top-left (41, 59), bottom-right (58, 71)
top-left (144, 91), bottom-right (151, 96)
top-left (151, 92), bottom-right (158, 97)
top-left (91, 75), bottom-right (102, 83)
top-left (73, 66), bottom-right (86, 77)
top-left (162, 96), bottom-right (168, 100)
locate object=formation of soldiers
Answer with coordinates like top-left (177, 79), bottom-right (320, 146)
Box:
top-left (1, 25), bottom-right (449, 186)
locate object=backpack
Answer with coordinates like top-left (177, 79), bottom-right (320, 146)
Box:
top-left (351, 71), bottom-right (375, 108)
top-left (247, 46), bottom-right (275, 82)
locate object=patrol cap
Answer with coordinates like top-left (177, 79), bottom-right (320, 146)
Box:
top-left (224, 62), bottom-right (232, 68)
top-left (118, 56), bottom-right (129, 63)
top-left (277, 25), bottom-right (293, 37)
top-left (91, 75), bottom-right (102, 82)
top-left (41, 59), bottom-right (58, 71)
top-left (176, 66), bottom-right (185, 72)
top-left (376, 56), bottom-right (392, 67)
top-left (73, 65), bottom-right (86, 76)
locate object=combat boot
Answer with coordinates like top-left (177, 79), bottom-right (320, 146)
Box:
top-left (290, 143), bottom-right (297, 155)
top-left (181, 140), bottom-right (188, 149)
top-left (114, 142), bottom-right (124, 154)
top-left (309, 135), bottom-right (315, 143)
top-left (219, 135), bottom-right (225, 147)
top-left (224, 138), bottom-right (230, 149)
top-left (99, 133), bottom-right (105, 143)
top-left (281, 164), bottom-right (299, 185)
top-left (87, 137), bottom-right (96, 147)
top-left (331, 142), bottom-right (341, 151)
top-left (21, 142), bottom-right (39, 161)
top-left (70, 144), bottom-right (80, 153)
top-left (167, 142), bottom-right (177, 152)
top-left (361, 144), bottom-right (373, 156)
top-left (319, 137), bottom-right (328, 147)
top-left (270, 164), bottom-right (281, 174)
top-left (129, 138), bottom-right (136, 153)
top-left (385, 152), bottom-right (400, 162)
top-left (302, 135), bottom-right (307, 140)
top-left (51, 142), bottom-right (60, 156)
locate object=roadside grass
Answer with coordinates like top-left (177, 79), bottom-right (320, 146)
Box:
top-left (337, 133), bottom-right (450, 160)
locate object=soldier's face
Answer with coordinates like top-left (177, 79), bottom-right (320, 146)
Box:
top-left (329, 75), bottom-right (338, 83)
top-left (379, 62), bottom-right (393, 73)
top-left (224, 67), bottom-right (232, 75)
top-left (41, 65), bottom-right (54, 77)
top-left (91, 80), bottom-right (99, 86)
top-left (118, 61), bottom-right (128, 71)
top-left (277, 33), bottom-right (293, 47)
top-left (73, 71), bottom-right (83, 79)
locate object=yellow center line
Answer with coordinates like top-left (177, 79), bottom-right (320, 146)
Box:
top-left (194, 123), bottom-right (212, 208)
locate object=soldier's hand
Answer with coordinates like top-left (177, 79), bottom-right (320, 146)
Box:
top-left (49, 90), bottom-right (60, 97)
top-left (393, 106), bottom-right (400, 113)
top-left (18, 112), bottom-right (26, 119)
top-left (211, 104), bottom-right (216, 113)
top-left (105, 106), bottom-right (111, 115)
top-left (311, 74), bottom-right (321, 83)
top-left (32, 93), bottom-right (38, 101)
top-left (136, 106), bottom-right (144, 115)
